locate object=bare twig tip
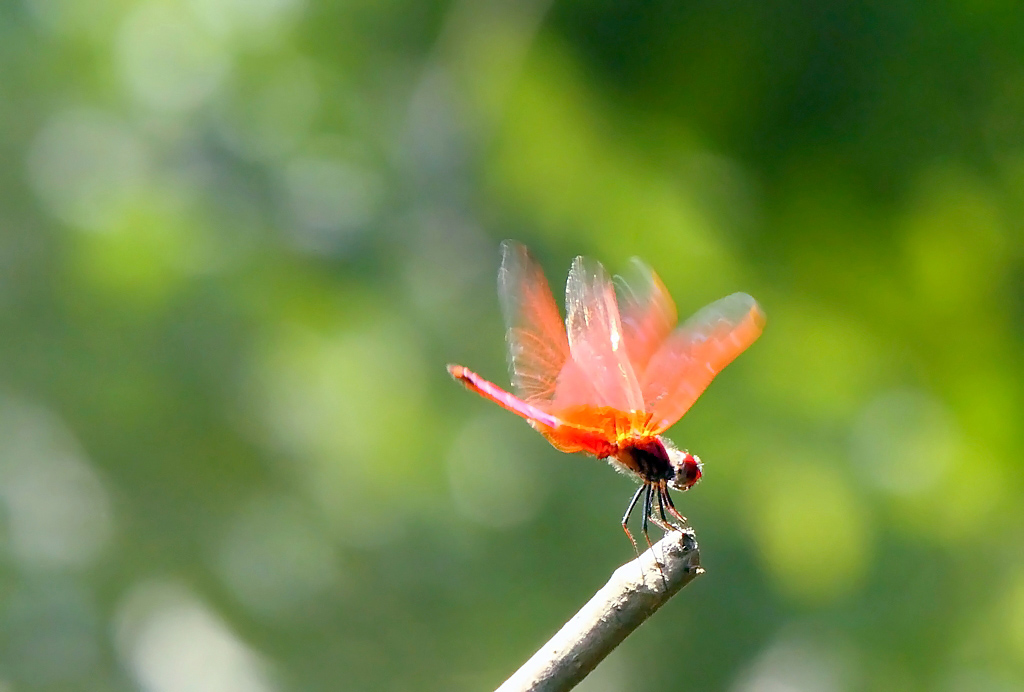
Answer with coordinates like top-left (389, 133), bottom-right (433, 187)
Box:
top-left (495, 528), bottom-right (703, 692)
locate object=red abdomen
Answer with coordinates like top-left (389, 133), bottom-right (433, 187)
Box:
top-left (537, 405), bottom-right (652, 459)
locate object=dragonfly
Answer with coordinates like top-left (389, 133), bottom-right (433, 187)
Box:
top-left (448, 241), bottom-right (765, 554)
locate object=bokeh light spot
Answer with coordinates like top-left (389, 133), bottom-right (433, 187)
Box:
top-left (731, 631), bottom-right (857, 692)
top-left (186, 0), bottom-right (303, 40)
top-left (216, 57), bottom-right (320, 161)
top-left (214, 494), bottom-right (342, 621)
top-left (117, 1), bottom-right (230, 112)
top-left (0, 397), bottom-right (113, 571)
top-left (71, 198), bottom-right (202, 305)
top-left (115, 581), bottom-right (276, 692)
top-left (1005, 572), bottom-right (1024, 661)
top-left (251, 318), bottom-right (432, 543)
top-left (747, 459), bottom-right (869, 603)
top-left (26, 109), bottom-right (149, 232)
top-left (942, 669), bottom-right (1023, 692)
top-left (753, 302), bottom-right (885, 423)
top-left (446, 412), bottom-right (549, 529)
top-left (851, 388), bottom-right (959, 496)
top-left (23, 0), bottom-right (122, 37)
top-left (901, 167), bottom-right (1008, 316)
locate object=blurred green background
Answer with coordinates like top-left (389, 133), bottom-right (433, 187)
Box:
top-left (1, 0), bottom-right (1023, 690)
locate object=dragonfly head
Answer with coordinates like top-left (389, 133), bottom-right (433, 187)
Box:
top-left (667, 449), bottom-right (702, 491)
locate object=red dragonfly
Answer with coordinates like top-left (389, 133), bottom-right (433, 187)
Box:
top-left (448, 241), bottom-right (765, 553)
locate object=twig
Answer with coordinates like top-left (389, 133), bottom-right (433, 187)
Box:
top-left (495, 528), bottom-right (703, 692)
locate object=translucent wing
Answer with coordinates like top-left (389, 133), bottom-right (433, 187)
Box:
top-left (561, 255), bottom-right (645, 413)
top-left (498, 241), bottom-right (570, 408)
top-left (642, 293), bottom-right (766, 433)
top-left (615, 259), bottom-right (678, 378)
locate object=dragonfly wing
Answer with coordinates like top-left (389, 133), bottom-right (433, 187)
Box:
top-left (642, 292), bottom-right (765, 433)
top-left (615, 258), bottom-right (678, 378)
top-left (561, 255), bottom-right (645, 413)
top-left (498, 241), bottom-right (570, 407)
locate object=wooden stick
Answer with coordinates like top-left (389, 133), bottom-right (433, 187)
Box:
top-left (495, 528), bottom-right (703, 692)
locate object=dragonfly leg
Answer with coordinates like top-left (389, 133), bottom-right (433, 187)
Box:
top-left (641, 483), bottom-right (655, 552)
top-left (650, 482), bottom-right (675, 533)
top-left (642, 483), bottom-right (668, 582)
top-left (621, 484), bottom-right (646, 560)
top-left (660, 485), bottom-right (688, 526)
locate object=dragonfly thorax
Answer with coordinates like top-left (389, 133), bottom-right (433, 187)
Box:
top-left (616, 436), bottom-right (702, 491)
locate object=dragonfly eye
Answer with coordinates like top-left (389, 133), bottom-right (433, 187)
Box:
top-left (668, 451), bottom-right (702, 491)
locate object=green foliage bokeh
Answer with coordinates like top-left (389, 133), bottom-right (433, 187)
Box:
top-left (1, 0), bottom-right (1022, 690)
